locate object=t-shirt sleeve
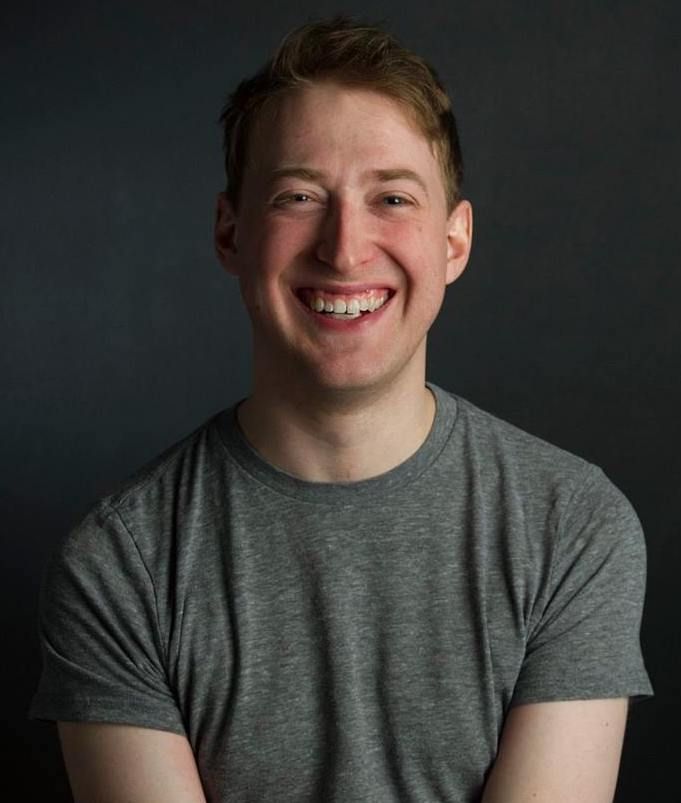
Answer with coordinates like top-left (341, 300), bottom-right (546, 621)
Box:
top-left (29, 501), bottom-right (185, 734)
top-left (511, 465), bottom-right (654, 706)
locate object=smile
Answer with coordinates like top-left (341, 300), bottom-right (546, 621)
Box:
top-left (296, 288), bottom-right (392, 320)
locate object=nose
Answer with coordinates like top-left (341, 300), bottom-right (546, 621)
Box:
top-left (315, 199), bottom-right (376, 273)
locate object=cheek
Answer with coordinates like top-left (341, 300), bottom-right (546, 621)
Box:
top-left (390, 238), bottom-right (449, 317)
top-left (385, 224), bottom-right (447, 282)
top-left (381, 215), bottom-right (442, 253)
top-left (254, 218), bottom-right (313, 273)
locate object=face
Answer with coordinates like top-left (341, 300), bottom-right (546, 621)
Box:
top-left (215, 82), bottom-right (472, 398)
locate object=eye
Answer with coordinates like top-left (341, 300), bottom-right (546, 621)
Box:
top-left (274, 192), bottom-right (314, 206)
top-left (381, 194), bottom-right (412, 206)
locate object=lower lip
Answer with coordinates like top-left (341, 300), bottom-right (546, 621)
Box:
top-left (296, 295), bottom-right (392, 331)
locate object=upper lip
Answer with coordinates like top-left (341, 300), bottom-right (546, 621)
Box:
top-left (295, 283), bottom-right (395, 294)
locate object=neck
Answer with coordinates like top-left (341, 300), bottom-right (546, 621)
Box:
top-left (236, 373), bottom-right (436, 483)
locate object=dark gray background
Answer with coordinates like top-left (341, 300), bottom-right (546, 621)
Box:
top-left (3, 1), bottom-right (678, 799)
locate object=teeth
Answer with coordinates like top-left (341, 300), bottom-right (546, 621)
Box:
top-left (327, 312), bottom-right (362, 320)
top-left (307, 291), bottom-right (389, 315)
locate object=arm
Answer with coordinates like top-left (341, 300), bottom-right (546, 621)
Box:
top-left (481, 698), bottom-right (629, 803)
top-left (58, 722), bottom-right (207, 803)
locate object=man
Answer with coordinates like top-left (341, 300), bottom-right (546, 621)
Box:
top-left (30, 16), bottom-right (652, 802)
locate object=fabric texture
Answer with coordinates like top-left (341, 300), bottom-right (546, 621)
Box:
top-left (30, 384), bottom-right (653, 802)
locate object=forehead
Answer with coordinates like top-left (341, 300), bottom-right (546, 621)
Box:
top-left (245, 82), bottom-right (440, 178)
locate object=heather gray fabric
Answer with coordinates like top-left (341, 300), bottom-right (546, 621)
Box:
top-left (30, 383), bottom-right (653, 802)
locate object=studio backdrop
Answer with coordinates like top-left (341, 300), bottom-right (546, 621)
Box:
top-left (3, 1), bottom-right (678, 800)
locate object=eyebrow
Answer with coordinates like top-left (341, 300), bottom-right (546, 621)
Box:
top-left (267, 166), bottom-right (429, 196)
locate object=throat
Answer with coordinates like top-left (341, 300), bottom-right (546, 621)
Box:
top-left (237, 385), bottom-right (436, 483)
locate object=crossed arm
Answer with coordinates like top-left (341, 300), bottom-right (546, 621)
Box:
top-left (58, 697), bottom-right (628, 802)
top-left (481, 698), bottom-right (628, 802)
top-left (58, 722), bottom-right (207, 803)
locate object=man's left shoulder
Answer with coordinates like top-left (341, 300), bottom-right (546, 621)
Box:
top-left (449, 391), bottom-right (588, 471)
top-left (441, 388), bottom-right (632, 511)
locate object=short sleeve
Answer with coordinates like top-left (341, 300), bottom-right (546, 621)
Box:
top-left (29, 502), bottom-right (185, 734)
top-left (511, 465), bottom-right (654, 706)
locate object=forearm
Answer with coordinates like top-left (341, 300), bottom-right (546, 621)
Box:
top-left (481, 699), bottom-right (628, 803)
top-left (58, 722), bottom-right (207, 803)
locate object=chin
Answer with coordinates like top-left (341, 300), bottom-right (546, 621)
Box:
top-left (297, 357), bottom-right (411, 399)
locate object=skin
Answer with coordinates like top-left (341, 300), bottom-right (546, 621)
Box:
top-left (59, 81), bottom-right (629, 801)
top-left (58, 722), bottom-right (206, 802)
top-left (480, 698), bottom-right (629, 803)
top-left (215, 81), bottom-right (472, 482)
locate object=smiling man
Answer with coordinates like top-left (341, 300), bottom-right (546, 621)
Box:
top-left (30, 16), bottom-right (652, 803)
top-left (216, 80), bottom-right (471, 483)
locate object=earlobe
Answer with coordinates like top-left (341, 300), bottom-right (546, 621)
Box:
top-left (214, 192), bottom-right (240, 276)
top-left (445, 199), bottom-right (473, 285)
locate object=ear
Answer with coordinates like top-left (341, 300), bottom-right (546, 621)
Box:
top-left (445, 199), bottom-right (473, 285)
top-left (214, 192), bottom-right (240, 276)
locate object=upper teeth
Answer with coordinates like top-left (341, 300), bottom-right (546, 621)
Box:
top-left (309, 293), bottom-right (388, 314)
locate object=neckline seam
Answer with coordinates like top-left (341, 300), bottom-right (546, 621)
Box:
top-left (213, 383), bottom-right (459, 503)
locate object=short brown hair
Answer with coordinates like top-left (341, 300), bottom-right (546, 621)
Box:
top-left (219, 16), bottom-right (464, 212)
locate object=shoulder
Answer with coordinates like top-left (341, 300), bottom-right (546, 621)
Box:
top-left (57, 406), bottom-right (233, 563)
top-left (108, 408), bottom-right (230, 509)
top-left (450, 391), bottom-right (589, 476)
top-left (441, 388), bottom-right (591, 493)
top-left (437, 386), bottom-right (643, 540)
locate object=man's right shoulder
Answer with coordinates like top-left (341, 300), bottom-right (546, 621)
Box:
top-left (70, 406), bottom-right (234, 545)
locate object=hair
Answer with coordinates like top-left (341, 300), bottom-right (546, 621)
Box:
top-left (219, 16), bottom-right (464, 212)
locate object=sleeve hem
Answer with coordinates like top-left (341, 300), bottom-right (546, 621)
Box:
top-left (510, 686), bottom-right (654, 708)
top-left (28, 695), bottom-right (186, 736)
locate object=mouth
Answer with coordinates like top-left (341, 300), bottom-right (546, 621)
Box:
top-left (295, 287), bottom-right (394, 321)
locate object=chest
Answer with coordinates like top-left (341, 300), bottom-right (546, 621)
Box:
top-left (165, 493), bottom-right (542, 801)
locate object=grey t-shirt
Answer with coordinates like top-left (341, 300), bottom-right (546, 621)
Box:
top-left (30, 384), bottom-right (653, 802)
